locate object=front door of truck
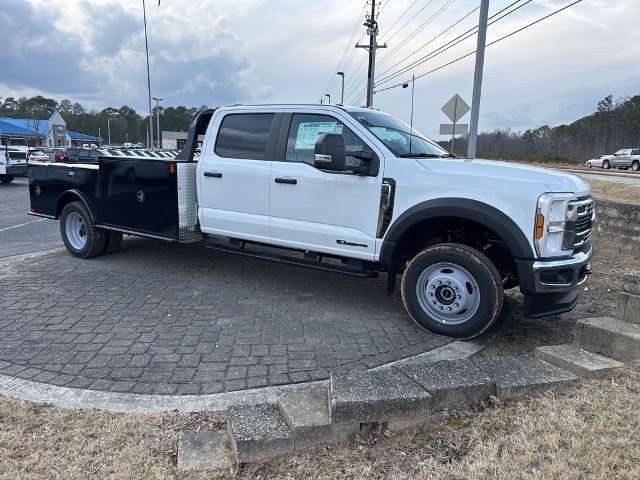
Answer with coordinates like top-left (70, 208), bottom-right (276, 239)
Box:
top-left (198, 112), bottom-right (279, 243)
top-left (269, 112), bottom-right (382, 261)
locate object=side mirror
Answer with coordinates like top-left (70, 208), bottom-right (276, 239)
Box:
top-left (314, 133), bottom-right (346, 171)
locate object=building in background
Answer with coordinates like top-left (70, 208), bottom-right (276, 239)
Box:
top-left (0, 111), bottom-right (101, 147)
top-left (161, 130), bottom-right (188, 150)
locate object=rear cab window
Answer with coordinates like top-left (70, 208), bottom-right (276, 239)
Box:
top-left (214, 113), bottom-right (276, 160)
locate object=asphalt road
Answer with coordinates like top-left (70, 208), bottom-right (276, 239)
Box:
top-left (0, 177), bottom-right (62, 258)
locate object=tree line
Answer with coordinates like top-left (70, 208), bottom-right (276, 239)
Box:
top-left (0, 95), bottom-right (205, 145)
top-left (1, 94), bottom-right (638, 160)
top-left (451, 94), bottom-right (640, 163)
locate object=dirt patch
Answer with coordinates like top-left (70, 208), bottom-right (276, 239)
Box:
top-left (588, 179), bottom-right (640, 205)
top-left (0, 403), bottom-right (226, 480)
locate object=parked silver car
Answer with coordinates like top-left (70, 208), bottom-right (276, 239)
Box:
top-left (586, 149), bottom-right (640, 171)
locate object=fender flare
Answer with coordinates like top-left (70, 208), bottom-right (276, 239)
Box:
top-left (378, 198), bottom-right (535, 268)
top-left (56, 189), bottom-right (97, 222)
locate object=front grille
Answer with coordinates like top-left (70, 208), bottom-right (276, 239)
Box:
top-left (565, 197), bottom-right (594, 251)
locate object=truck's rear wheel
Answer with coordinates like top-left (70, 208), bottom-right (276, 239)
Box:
top-left (60, 202), bottom-right (106, 258)
top-left (632, 160), bottom-right (639, 172)
top-left (401, 243), bottom-right (503, 339)
top-left (0, 175), bottom-right (15, 184)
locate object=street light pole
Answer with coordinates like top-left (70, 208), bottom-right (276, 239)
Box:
top-left (467, 0), bottom-right (490, 159)
top-left (152, 97), bottom-right (163, 149)
top-left (142, 0), bottom-right (154, 150)
top-left (325, 94), bottom-right (331, 105)
top-left (98, 127), bottom-right (101, 145)
top-left (107, 118), bottom-right (111, 146)
top-left (337, 72), bottom-right (345, 105)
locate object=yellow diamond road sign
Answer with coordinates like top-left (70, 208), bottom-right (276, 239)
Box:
top-left (441, 94), bottom-right (470, 124)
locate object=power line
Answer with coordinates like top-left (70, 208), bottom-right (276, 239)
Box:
top-left (377, 0), bottom-right (457, 67)
top-left (379, 0), bottom-right (422, 42)
top-left (377, 3), bottom-right (480, 80)
top-left (375, 0), bottom-right (534, 87)
top-left (320, 1), bottom-right (368, 98)
top-left (352, 0), bottom-right (527, 104)
top-left (375, 0), bottom-right (585, 94)
top-left (380, 0), bottom-right (438, 45)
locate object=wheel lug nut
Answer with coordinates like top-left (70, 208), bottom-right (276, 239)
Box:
top-left (446, 281), bottom-right (451, 285)
top-left (455, 303), bottom-right (459, 307)
top-left (438, 281), bottom-right (442, 285)
top-left (457, 295), bottom-right (461, 299)
top-left (448, 307), bottom-right (452, 311)
top-left (439, 306), bottom-right (443, 310)
top-left (429, 293), bottom-right (434, 297)
top-left (432, 301), bottom-right (436, 305)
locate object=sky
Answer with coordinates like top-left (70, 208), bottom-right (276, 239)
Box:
top-left (0, 0), bottom-right (638, 138)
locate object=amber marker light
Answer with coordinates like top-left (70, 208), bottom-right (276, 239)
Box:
top-left (534, 213), bottom-right (545, 240)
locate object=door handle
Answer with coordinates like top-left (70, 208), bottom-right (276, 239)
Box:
top-left (274, 177), bottom-right (297, 185)
top-left (68, 170), bottom-right (75, 177)
top-left (204, 171), bottom-right (222, 178)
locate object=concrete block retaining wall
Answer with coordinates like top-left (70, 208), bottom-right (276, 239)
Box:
top-left (595, 200), bottom-right (640, 243)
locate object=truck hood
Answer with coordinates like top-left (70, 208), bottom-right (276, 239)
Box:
top-left (416, 158), bottom-right (592, 197)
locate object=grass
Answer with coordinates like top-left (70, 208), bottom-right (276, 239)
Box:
top-left (1, 363), bottom-right (639, 479)
top-left (588, 179), bottom-right (639, 205)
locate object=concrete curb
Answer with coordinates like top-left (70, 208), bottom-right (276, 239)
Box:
top-left (0, 336), bottom-right (496, 413)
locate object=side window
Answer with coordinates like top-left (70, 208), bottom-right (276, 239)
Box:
top-left (215, 113), bottom-right (275, 160)
top-left (632, 149), bottom-right (640, 155)
top-left (285, 114), bottom-right (367, 168)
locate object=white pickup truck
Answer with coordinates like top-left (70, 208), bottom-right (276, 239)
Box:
top-left (28, 104), bottom-right (595, 338)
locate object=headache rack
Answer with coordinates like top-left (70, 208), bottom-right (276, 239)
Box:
top-left (65, 147), bottom-right (200, 163)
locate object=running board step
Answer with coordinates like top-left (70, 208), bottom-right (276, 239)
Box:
top-left (205, 243), bottom-right (378, 279)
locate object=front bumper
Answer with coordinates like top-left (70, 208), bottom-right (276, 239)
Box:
top-left (517, 246), bottom-right (593, 319)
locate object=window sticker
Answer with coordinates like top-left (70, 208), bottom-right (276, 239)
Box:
top-left (295, 122), bottom-right (343, 149)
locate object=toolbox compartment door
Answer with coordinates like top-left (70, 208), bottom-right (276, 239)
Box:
top-left (99, 158), bottom-right (178, 239)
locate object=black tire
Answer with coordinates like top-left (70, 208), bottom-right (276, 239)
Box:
top-left (603, 160), bottom-right (610, 169)
top-left (586, 162), bottom-right (592, 169)
top-left (632, 161), bottom-right (640, 172)
top-left (401, 243), bottom-right (504, 339)
top-left (60, 201), bottom-right (106, 259)
top-left (102, 230), bottom-right (123, 254)
top-left (0, 175), bottom-right (15, 184)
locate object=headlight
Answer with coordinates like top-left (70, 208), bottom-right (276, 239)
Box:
top-left (534, 192), bottom-right (577, 258)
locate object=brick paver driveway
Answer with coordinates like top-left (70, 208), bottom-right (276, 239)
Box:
top-left (0, 239), bottom-right (451, 395)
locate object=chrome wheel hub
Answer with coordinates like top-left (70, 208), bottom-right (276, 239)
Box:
top-left (65, 212), bottom-right (87, 250)
top-left (416, 262), bottom-right (481, 325)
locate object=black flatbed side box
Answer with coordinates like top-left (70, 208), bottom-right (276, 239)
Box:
top-left (28, 157), bottom-right (202, 243)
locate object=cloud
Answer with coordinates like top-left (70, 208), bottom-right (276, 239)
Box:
top-left (0, 0), bottom-right (638, 135)
top-left (0, 0), bottom-right (260, 111)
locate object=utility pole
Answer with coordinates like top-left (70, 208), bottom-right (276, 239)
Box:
top-left (467, 0), bottom-right (490, 159)
top-left (337, 72), bottom-right (345, 105)
top-left (107, 118), bottom-right (111, 146)
top-left (142, 0), bottom-right (154, 150)
top-left (356, 0), bottom-right (386, 108)
top-left (153, 97), bottom-right (163, 149)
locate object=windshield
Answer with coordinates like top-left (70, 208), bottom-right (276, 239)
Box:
top-left (348, 110), bottom-right (450, 158)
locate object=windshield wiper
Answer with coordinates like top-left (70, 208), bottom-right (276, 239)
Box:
top-left (399, 153), bottom-right (441, 158)
top-left (441, 153), bottom-right (456, 158)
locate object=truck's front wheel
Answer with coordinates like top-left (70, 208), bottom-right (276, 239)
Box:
top-left (401, 243), bottom-right (503, 339)
top-left (60, 202), bottom-right (106, 258)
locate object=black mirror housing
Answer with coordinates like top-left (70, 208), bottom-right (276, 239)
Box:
top-left (314, 133), bottom-right (346, 171)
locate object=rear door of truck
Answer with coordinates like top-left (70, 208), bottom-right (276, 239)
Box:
top-left (197, 109), bottom-right (281, 243)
